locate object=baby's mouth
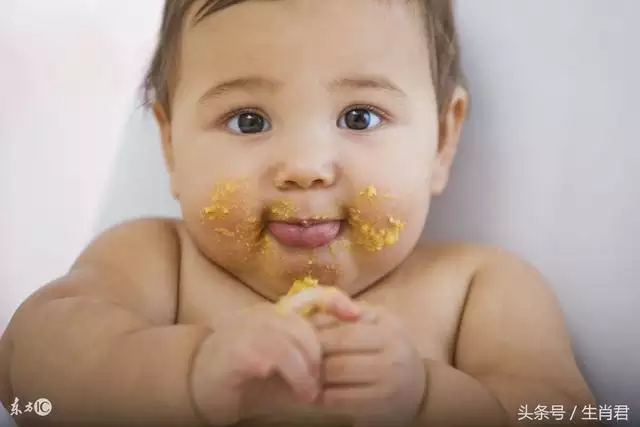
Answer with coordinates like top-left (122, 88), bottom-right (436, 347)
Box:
top-left (267, 218), bottom-right (344, 249)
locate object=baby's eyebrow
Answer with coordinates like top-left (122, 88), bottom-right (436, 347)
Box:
top-left (329, 75), bottom-right (407, 98)
top-left (197, 74), bottom-right (407, 104)
top-left (198, 76), bottom-right (280, 104)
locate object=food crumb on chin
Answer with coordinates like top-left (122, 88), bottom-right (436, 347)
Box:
top-left (287, 275), bottom-right (319, 297)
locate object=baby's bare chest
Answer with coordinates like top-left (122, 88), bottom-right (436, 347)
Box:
top-left (176, 247), bottom-right (474, 364)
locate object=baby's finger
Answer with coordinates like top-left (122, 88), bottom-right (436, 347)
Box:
top-left (310, 312), bottom-right (341, 330)
top-left (319, 322), bottom-right (384, 354)
top-left (274, 313), bottom-right (323, 375)
top-left (353, 301), bottom-right (382, 324)
top-left (249, 333), bottom-right (318, 401)
top-left (277, 287), bottom-right (361, 320)
top-left (322, 385), bottom-right (384, 411)
top-left (270, 337), bottom-right (320, 402)
top-left (323, 354), bottom-right (381, 385)
top-left (312, 302), bottom-right (380, 329)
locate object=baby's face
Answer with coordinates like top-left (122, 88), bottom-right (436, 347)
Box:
top-left (157, 0), bottom-right (462, 299)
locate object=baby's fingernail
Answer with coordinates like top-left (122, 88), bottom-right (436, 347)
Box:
top-left (341, 301), bottom-right (361, 315)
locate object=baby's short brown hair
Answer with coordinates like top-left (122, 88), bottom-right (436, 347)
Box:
top-left (143, 0), bottom-right (464, 119)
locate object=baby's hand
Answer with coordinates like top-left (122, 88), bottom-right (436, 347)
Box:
top-left (189, 289), bottom-right (361, 425)
top-left (314, 304), bottom-right (427, 427)
top-left (277, 285), bottom-right (363, 320)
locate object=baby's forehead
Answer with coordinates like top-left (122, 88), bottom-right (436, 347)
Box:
top-left (144, 0), bottom-right (460, 118)
top-left (187, 0), bottom-right (424, 24)
top-left (182, 0), bottom-right (427, 43)
top-left (179, 0), bottom-right (432, 76)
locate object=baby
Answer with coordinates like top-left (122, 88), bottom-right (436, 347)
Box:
top-left (0, 0), bottom-right (596, 426)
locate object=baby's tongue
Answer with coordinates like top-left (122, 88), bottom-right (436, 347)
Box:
top-left (268, 221), bottom-right (341, 249)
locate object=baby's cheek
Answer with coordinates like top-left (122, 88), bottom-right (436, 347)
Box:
top-left (347, 185), bottom-right (411, 253)
top-left (196, 180), bottom-right (262, 255)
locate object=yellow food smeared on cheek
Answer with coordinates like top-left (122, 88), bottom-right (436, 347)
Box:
top-left (201, 181), bottom-right (242, 220)
top-left (213, 228), bottom-right (236, 238)
top-left (362, 185), bottom-right (377, 199)
top-left (350, 214), bottom-right (406, 252)
top-left (349, 185), bottom-right (406, 252)
top-left (252, 234), bottom-right (286, 274)
top-left (201, 181), bottom-right (263, 246)
top-left (200, 181), bottom-right (246, 237)
top-left (257, 233), bottom-right (273, 255)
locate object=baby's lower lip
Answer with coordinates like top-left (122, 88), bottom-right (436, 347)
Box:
top-left (267, 220), bottom-right (342, 249)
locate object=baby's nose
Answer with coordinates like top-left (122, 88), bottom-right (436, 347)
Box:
top-left (273, 160), bottom-right (337, 190)
top-left (271, 127), bottom-right (341, 190)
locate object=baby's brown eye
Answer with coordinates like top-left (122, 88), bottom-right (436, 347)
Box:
top-left (227, 111), bottom-right (271, 134)
top-left (338, 108), bottom-right (382, 131)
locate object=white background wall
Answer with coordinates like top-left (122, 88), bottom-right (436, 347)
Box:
top-left (425, 1), bottom-right (640, 408)
top-left (0, 0), bottom-right (163, 332)
top-left (1, 0), bottom-right (639, 415)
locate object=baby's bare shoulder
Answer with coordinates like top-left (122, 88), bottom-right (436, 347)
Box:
top-left (73, 218), bottom-right (183, 325)
top-left (17, 218), bottom-right (183, 327)
top-left (369, 242), bottom-right (499, 314)
top-left (402, 242), bottom-right (557, 318)
top-left (363, 243), bottom-right (501, 360)
top-left (1, 219), bottom-right (184, 405)
top-left (398, 244), bottom-right (592, 386)
top-left (410, 243), bottom-right (592, 400)
top-left (402, 241), bottom-right (537, 286)
top-left (394, 242), bottom-right (496, 286)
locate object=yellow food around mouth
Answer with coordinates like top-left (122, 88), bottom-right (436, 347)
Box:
top-left (270, 199), bottom-right (296, 220)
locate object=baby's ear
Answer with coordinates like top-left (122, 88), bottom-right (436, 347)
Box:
top-left (152, 102), bottom-right (180, 200)
top-left (430, 86), bottom-right (468, 196)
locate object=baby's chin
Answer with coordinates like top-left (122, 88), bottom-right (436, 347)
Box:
top-left (240, 235), bottom-right (356, 297)
top-left (222, 233), bottom-right (410, 299)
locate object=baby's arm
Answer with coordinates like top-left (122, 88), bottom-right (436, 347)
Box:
top-left (415, 249), bottom-right (596, 426)
top-left (4, 219), bottom-right (211, 425)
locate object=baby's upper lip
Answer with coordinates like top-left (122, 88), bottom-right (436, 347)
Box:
top-left (269, 218), bottom-right (343, 227)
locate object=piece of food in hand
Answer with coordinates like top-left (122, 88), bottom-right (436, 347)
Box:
top-left (277, 276), bottom-right (320, 316)
top-left (277, 277), bottom-right (360, 320)
top-left (286, 275), bottom-right (320, 297)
